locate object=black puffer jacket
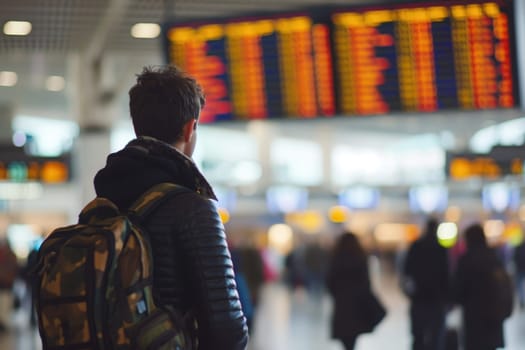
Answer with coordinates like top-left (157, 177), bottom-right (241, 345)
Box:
top-left (94, 137), bottom-right (248, 350)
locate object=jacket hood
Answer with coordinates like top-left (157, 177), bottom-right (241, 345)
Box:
top-left (94, 136), bottom-right (216, 209)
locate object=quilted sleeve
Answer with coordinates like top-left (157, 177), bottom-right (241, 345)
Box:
top-left (176, 194), bottom-right (249, 350)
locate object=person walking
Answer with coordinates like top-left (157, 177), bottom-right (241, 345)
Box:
top-left (0, 236), bottom-right (18, 332)
top-left (326, 232), bottom-right (386, 350)
top-left (402, 218), bottom-right (450, 350)
top-left (453, 223), bottom-right (511, 350)
top-left (513, 238), bottom-right (525, 309)
top-left (93, 65), bottom-right (248, 349)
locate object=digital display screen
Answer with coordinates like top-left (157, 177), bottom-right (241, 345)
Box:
top-left (266, 186), bottom-right (309, 213)
top-left (339, 186), bottom-right (380, 209)
top-left (0, 158), bottom-right (70, 183)
top-left (482, 182), bottom-right (520, 212)
top-left (446, 145), bottom-right (525, 179)
top-left (165, 14), bottom-right (335, 123)
top-left (163, 0), bottom-right (517, 122)
top-left (409, 185), bottom-right (448, 213)
top-left (332, 1), bottom-right (515, 114)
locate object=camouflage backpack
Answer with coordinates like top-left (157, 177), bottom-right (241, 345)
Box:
top-left (34, 183), bottom-right (192, 350)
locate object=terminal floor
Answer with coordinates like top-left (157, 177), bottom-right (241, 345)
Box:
top-left (2, 270), bottom-right (525, 350)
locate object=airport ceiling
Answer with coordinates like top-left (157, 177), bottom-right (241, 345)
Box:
top-left (0, 0), bottom-right (522, 149)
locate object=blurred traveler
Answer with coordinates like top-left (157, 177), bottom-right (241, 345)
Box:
top-left (326, 232), bottom-right (386, 350)
top-left (230, 248), bottom-right (255, 332)
top-left (0, 236), bottom-right (18, 332)
top-left (284, 245), bottom-right (307, 290)
top-left (513, 238), bottom-right (525, 308)
top-left (20, 238), bottom-right (41, 327)
top-left (402, 218), bottom-right (450, 350)
top-left (453, 223), bottom-right (513, 350)
top-left (93, 65), bottom-right (248, 349)
top-left (283, 248), bottom-right (300, 288)
top-left (240, 246), bottom-right (265, 309)
top-left (303, 240), bottom-right (329, 297)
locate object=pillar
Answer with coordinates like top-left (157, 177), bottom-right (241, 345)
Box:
top-left (246, 120), bottom-right (278, 194)
top-left (68, 54), bottom-right (121, 208)
top-left (0, 104), bottom-right (14, 142)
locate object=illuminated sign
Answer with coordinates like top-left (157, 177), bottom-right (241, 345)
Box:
top-left (165, 14), bottom-right (335, 122)
top-left (0, 145), bottom-right (71, 184)
top-left (163, 0), bottom-right (517, 122)
top-left (332, 1), bottom-right (515, 114)
top-left (266, 186), bottom-right (308, 213)
top-left (0, 160), bottom-right (70, 183)
top-left (339, 186), bottom-right (380, 209)
top-left (482, 182), bottom-right (520, 212)
top-left (409, 185), bottom-right (448, 213)
top-left (446, 146), bottom-right (525, 179)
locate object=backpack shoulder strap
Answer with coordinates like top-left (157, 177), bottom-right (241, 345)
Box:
top-left (128, 182), bottom-right (191, 219)
top-left (79, 198), bottom-right (120, 224)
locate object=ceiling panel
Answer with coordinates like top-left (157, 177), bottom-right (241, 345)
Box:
top-left (1, 0), bottom-right (110, 52)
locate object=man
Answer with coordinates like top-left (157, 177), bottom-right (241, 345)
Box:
top-left (402, 218), bottom-right (450, 350)
top-left (94, 65), bottom-right (248, 349)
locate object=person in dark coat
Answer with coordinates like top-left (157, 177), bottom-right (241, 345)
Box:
top-left (94, 65), bottom-right (248, 350)
top-left (513, 238), bottom-right (525, 308)
top-left (326, 231), bottom-right (384, 350)
top-left (402, 218), bottom-right (450, 350)
top-left (453, 223), bottom-right (506, 350)
top-left (229, 247), bottom-right (255, 333)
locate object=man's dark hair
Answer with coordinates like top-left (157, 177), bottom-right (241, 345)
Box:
top-left (129, 65), bottom-right (205, 144)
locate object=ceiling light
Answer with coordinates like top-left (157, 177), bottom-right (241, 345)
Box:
top-left (3, 21), bottom-right (32, 36)
top-left (0, 71), bottom-right (18, 86)
top-left (131, 23), bottom-right (161, 39)
top-left (45, 76), bottom-right (65, 92)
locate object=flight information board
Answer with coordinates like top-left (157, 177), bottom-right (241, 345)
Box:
top-left (163, 0), bottom-right (517, 122)
top-left (165, 14), bottom-right (335, 123)
top-left (332, 1), bottom-right (515, 115)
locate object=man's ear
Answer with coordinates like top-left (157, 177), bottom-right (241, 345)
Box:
top-left (182, 119), bottom-right (196, 142)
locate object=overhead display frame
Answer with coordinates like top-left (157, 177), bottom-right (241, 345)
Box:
top-left (163, 0), bottom-right (518, 123)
